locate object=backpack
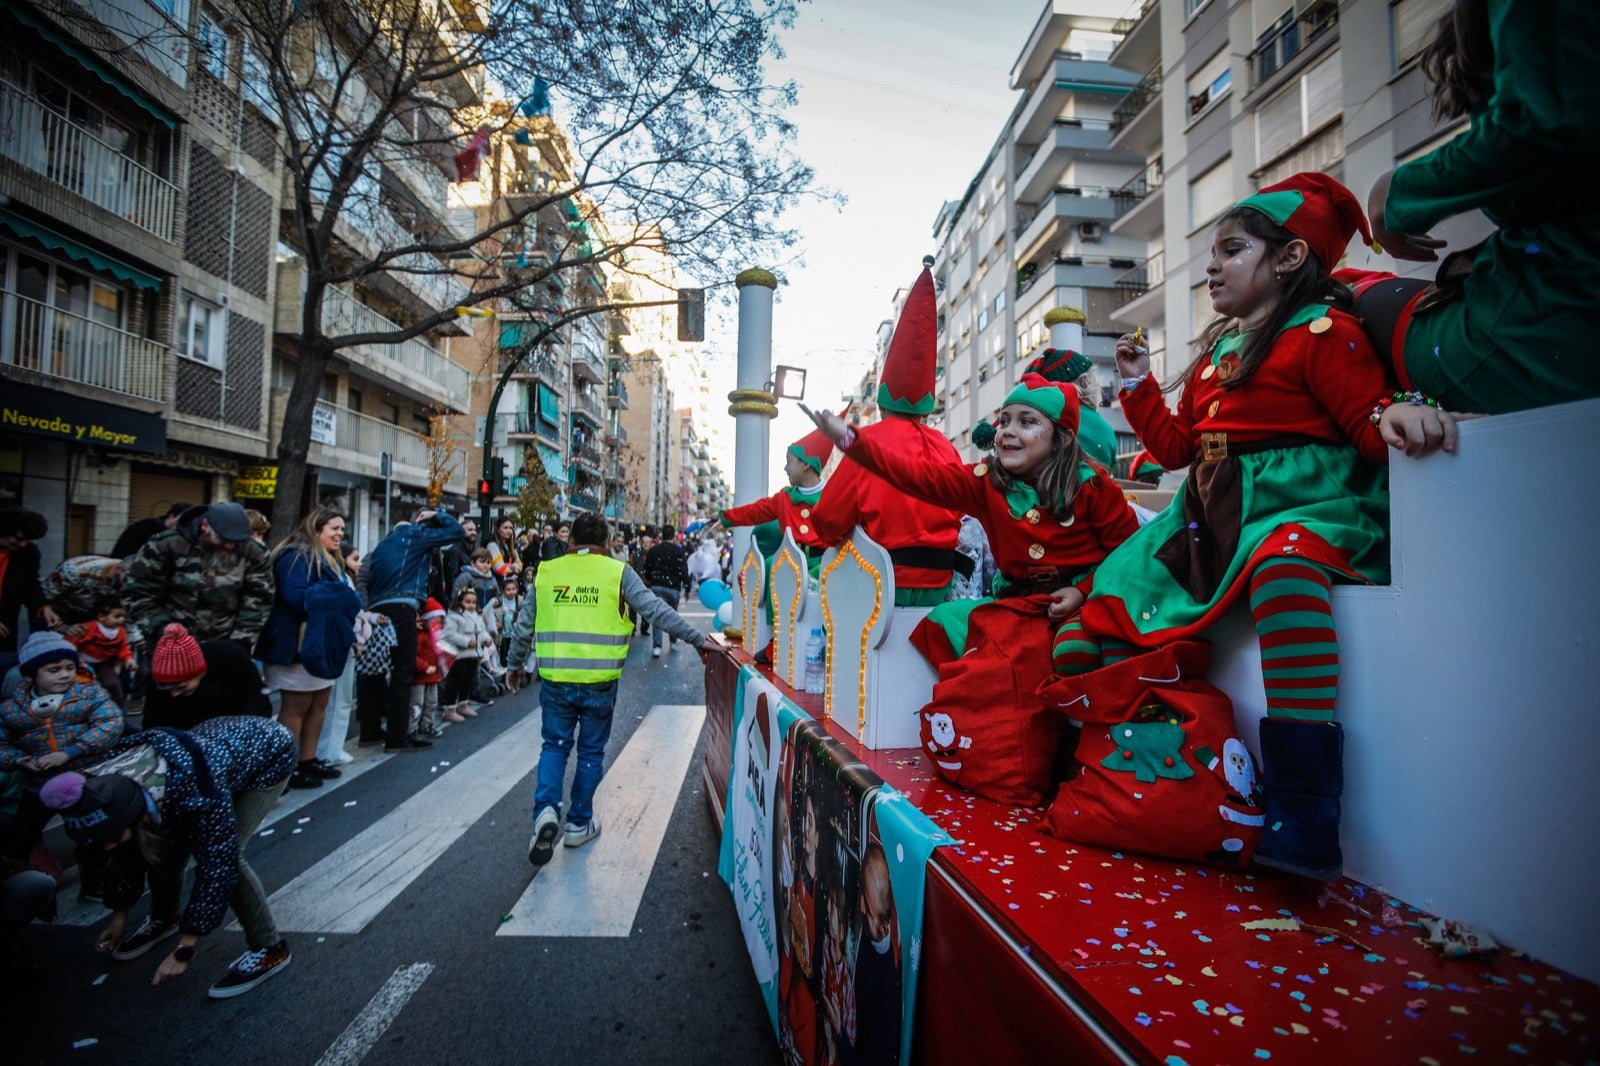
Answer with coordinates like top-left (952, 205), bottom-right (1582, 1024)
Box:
top-left (355, 615), bottom-right (399, 677)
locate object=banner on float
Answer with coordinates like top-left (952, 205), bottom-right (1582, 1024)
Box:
top-left (768, 713), bottom-right (953, 1066)
top-left (717, 666), bottom-right (788, 1031)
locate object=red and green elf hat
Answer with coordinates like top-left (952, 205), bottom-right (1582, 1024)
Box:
top-left (876, 259), bottom-right (939, 416)
top-left (1234, 172), bottom-right (1381, 271)
top-left (786, 413), bottom-right (843, 474)
top-left (971, 348), bottom-right (1090, 449)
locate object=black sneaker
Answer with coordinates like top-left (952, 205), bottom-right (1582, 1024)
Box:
top-left (306, 759), bottom-right (342, 780)
top-left (384, 736), bottom-right (432, 753)
top-left (111, 915), bottom-right (180, 961)
top-left (207, 940), bottom-right (292, 999)
top-left (287, 768), bottom-right (324, 789)
top-left (356, 735), bottom-right (385, 747)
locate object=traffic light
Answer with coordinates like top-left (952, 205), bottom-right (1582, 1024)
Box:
top-left (677, 288), bottom-right (705, 342)
top-left (478, 476), bottom-right (493, 500)
top-left (491, 456), bottom-right (508, 497)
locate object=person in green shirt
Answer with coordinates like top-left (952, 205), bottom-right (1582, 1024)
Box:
top-left (1367, 0), bottom-right (1600, 415)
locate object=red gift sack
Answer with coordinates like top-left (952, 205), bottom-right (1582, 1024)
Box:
top-left (918, 596), bottom-right (1067, 808)
top-left (1035, 641), bottom-right (1264, 867)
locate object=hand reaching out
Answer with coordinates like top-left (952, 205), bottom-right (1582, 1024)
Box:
top-left (1368, 170), bottom-right (1447, 262)
top-left (800, 404), bottom-right (850, 444)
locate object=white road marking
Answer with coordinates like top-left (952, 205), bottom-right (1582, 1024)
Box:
top-left (497, 704), bottom-right (704, 938)
top-left (267, 711), bottom-right (542, 933)
top-left (314, 963), bottom-right (434, 1066)
top-left (259, 742), bottom-right (391, 831)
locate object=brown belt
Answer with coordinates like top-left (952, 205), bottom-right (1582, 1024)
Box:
top-left (1195, 432), bottom-right (1323, 463)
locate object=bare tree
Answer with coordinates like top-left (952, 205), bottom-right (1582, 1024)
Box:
top-left (93, 0), bottom-right (819, 540)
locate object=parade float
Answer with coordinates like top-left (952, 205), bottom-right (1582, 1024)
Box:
top-left (702, 269), bottom-right (1600, 1065)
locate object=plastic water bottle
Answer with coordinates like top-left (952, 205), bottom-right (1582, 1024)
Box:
top-left (803, 627), bottom-right (826, 694)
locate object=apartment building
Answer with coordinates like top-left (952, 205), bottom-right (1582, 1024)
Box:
top-left (1102, 0), bottom-right (1472, 401)
top-left (1, 0), bottom-right (280, 560)
top-left (933, 1), bottom-right (1145, 460)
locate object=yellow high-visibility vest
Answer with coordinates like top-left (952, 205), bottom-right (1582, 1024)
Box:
top-left (533, 549), bottom-right (633, 682)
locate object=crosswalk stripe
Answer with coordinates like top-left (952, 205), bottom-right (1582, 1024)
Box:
top-left (497, 704), bottom-right (704, 938)
top-left (314, 962), bottom-right (435, 1066)
top-left (267, 712), bottom-right (542, 934)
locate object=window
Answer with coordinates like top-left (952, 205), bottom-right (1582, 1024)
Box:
top-left (1255, 52), bottom-right (1344, 174)
top-left (1392, 0), bottom-right (1451, 69)
top-left (1186, 49), bottom-right (1233, 120)
top-left (197, 16), bottom-right (229, 81)
top-left (1192, 282), bottom-right (1214, 338)
top-left (993, 290), bottom-right (1006, 313)
top-left (978, 308), bottom-right (989, 332)
top-left (1184, 0), bottom-right (1211, 18)
top-left (1189, 158), bottom-right (1233, 231)
top-left (240, 40), bottom-right (275, 120)
top-left (181, 295), bottom-right (226, 365)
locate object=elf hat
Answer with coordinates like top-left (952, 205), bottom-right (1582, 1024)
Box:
top-left (1234, 172), bottom-right (1380, 272)
top-left (151, 623), bottom-right (206, 684)
top-left (971, 348), bottom-right (1088, 449)
top-left (786, 408), bottom-right (849, 474)
top-left (875, 258), bottom-right (939, 416)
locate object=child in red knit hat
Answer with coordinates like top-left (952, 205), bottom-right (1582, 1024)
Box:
top-left (1063, 172), bottom-right (1457, 880)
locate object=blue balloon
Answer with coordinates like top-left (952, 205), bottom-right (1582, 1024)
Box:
top-left (698, 579), bottom-right (732, 611)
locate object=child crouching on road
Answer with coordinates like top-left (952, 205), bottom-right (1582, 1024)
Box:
top-left (506, 514), bottom-right (708, 868)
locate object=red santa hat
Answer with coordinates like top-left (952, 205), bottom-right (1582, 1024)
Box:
top-left (875, 259), bottom-right (939, 416)
top-left (1234, 172), bottom-right (1380, 272)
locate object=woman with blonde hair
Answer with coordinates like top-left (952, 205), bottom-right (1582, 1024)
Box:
top-left (255, 507), bottom-right (361, 789)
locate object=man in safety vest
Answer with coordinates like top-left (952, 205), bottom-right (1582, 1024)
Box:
top-left (505, 513), bottom-right (707, 867)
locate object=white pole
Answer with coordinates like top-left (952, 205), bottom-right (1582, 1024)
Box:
top-left (729, 269), bottom-right (778, 606)
top-left (1046, 305), bottom-right (1086, 352)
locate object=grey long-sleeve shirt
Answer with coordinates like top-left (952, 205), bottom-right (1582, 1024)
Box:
top-left (507, 557), bottom-right (705, 674)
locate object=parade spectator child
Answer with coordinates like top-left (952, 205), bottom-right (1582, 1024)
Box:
top-left (413, 601), bottom-right (453, 732)
top-left (805, 347), bottom-right (1140, 806)
top-left (1070, 173), bottom-right (1456, 880)
top-left (353, 611), bottom-right (397, 746)
top-left (492, 578), bottom-right (521, 664)
top-left (439, 587), bottom-right (493, 720)
top-left (70, 596), bottom-right (136, 705)
top-left (451, 549), bottom-right (501, 630)
top-left (0, 632), bottom-right (122, 860)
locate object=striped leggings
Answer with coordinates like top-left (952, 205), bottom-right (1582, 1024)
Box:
top-left (1052, 557), bottom-right (1338, 722)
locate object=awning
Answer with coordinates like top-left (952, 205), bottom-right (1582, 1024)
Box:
top-left (12, 8), bottom-right (179, 130)
top-left (536, 444), bottom-right (568, 485)
top-left (0, 210), bottom-right (164, 291)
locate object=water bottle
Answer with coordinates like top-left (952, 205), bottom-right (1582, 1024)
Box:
top-left (803, 627), bottom-right (826, 694)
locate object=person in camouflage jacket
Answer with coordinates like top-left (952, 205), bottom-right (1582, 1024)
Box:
top-left (122, 505), bottom-right (272, 648)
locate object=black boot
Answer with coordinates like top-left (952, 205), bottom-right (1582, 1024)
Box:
top-left (1254, 718), bottom-right (1344, 881)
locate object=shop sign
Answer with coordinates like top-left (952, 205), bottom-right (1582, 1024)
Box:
top-left (234, 465), bottom-right (279, 498)
top-left (1, 380), bottom-right (166, 455)
top-left (310, 402), bottom-right (338, 446)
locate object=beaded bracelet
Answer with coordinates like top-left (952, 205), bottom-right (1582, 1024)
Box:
top-left (1370, 390), bottom-right (1440, 427)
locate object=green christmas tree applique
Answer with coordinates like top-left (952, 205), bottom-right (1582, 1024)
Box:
top-left (1102, 711), bottom-right (1194, 784)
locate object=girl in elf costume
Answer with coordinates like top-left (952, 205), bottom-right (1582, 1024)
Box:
top-left (1056, 172), bottom-right (1455, 879)
top-left (805, 351), bottom-right (1139, 806)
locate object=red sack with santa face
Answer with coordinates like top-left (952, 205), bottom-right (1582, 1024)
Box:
top-left (1035, 641), bottom-right (1264, 868)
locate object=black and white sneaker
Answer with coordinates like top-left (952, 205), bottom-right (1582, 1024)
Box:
top-left (111, 915), bottom-right (180, 961)
top-left (207, 940), bottom-right (292, 999)
top-left (528, 806), bottom-right (560, 867)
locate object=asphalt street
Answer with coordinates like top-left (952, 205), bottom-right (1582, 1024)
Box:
top-left (6, 610), bottom-right (779, 1066)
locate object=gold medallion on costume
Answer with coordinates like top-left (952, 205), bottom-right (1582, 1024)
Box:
top-left (1216, 361), bottom-right (1231, 380)
top-left (1028, 543), bottom-right (1045, 560)
top-left (1025, 508), bottom-right (1040, 525)
top-left (1201, 364), bottom-right (1216, 380)
top-left (798, 524), bottom-right (809, 535)
top-left (973, 463), bottom-right (988, 477)
top-left (1308, 316), bottom-right (1333, 334)
top-left (799, 508), bottom-right (811, 518)
top-left (1208, 400), bottom-right (1221, 417)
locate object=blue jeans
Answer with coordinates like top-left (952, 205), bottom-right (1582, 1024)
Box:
top-left (533, 677), bottom-right (619, 825)
top-left (649, 587), bottom-right (680, 650)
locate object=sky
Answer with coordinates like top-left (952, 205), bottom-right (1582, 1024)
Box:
top-left (701, 0), bottom-right (1052, 486)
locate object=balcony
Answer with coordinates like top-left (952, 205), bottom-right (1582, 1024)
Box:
top-left (1109, 67), bottom-right (1162, 152)
top-left (2, 290), bottom-right (166, 402)
top-left (1249, 4), bottom-right (1338, 91)
top-left (1108, 0), bottom-right (1161, 73)
top-left (499, 342), bottom-right (561, 385)
top-left (1014, 119), bottom-right (1130, 204)
top-left (267, 389), bottom-right (462, 492)
top-left (506, 410), bottom-right (562, 444)
top-left (1113, 251), bottom-right (1165, 318)
top-left (1015, 255), bottom-right (1143, 316)
top-left (570, 447), bottom-right (603, 476)
top-left (1110, 156), bottom-right (1165, 239)
top-left (570, 336), bottom-right (606, 384)
top-left (568, 490), bottom-right (601, 512)
top-left (304, 283), bottom-right (471, 412)
top-left (606, 379), bottom-right (629, 410)
top-left (571, 389), bottom-right (604, 426)
top-left (1014, 54), bottom-right (1143, 145)
top-left (0, 78), bottom-right (178, 243)
top-left (1014, 185), bottom-right (1122, 262)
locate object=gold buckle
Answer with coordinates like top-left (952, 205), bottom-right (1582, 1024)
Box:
top-left (1200, 431), bottom-right (1228, 462)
